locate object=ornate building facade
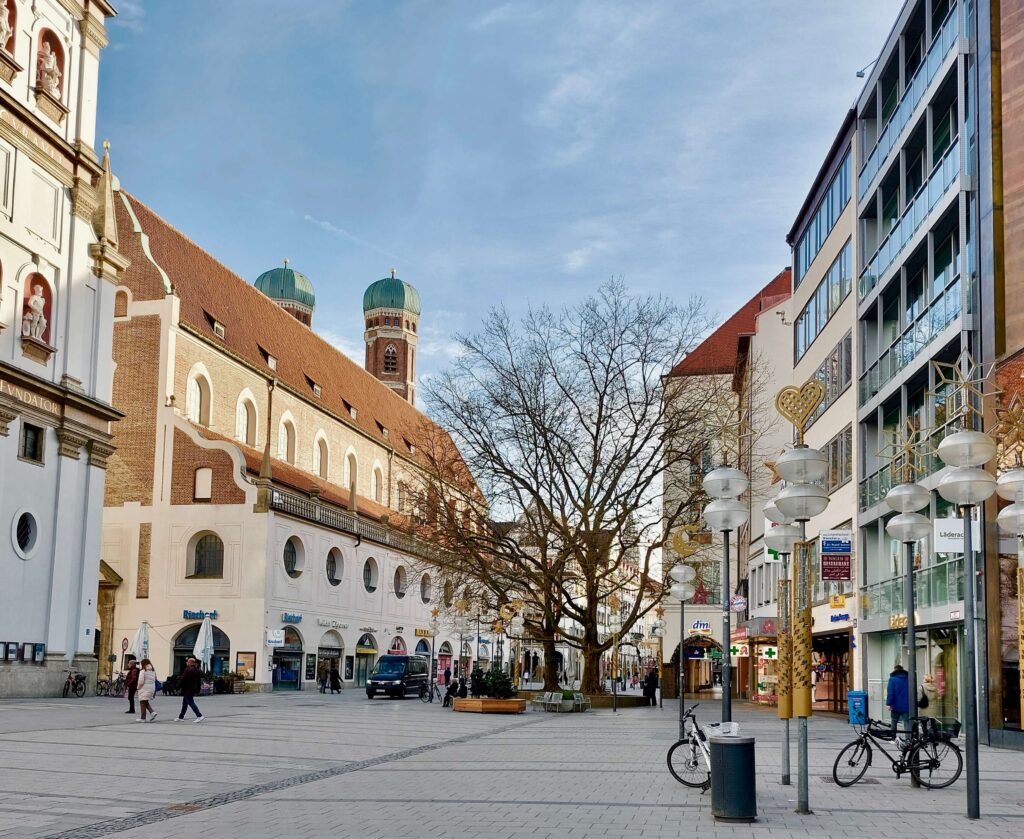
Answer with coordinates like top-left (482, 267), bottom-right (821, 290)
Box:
top-left (0, 0), bottom-right (125, 698)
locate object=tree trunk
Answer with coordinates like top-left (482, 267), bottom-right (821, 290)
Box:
top-left (580, 647), bottom-right (604, 695)
top-left (542, 636), bottom-right (559, 691)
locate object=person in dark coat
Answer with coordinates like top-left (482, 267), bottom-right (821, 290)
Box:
top-left (124, 660), bottom-right (140, 715)
top-left (643, 669), bottom-right (659, 706)
top-left (175, 657), bottom-right (205, 723)
top-left (443, 678), bottom-right (458, 707)
top-left (443, 665), bottom-right (452, 686)
top-left (886, 663), bottom-right (909, 734)
top-left (329, 666), bottom-right (342, 694)
top-left (457, 677), bottom-right (468, 699)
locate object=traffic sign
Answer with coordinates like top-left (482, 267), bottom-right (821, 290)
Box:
top-left (121, 638), bottom-right (129, 652)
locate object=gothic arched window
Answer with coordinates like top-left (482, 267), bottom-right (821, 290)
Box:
top-left (383, 344), bottom-right (398, 374)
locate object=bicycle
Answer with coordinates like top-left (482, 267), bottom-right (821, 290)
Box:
top-left (420, 682), bottom-right (443, 703)
top-left (62, 669), bottom-right (87, 698)
top-left (95, 676), bottom-right (110, 696)
top-left (832, 716), bottom-right (962, 789)
top-left (106, 672), bottom-right (127, 697)
top-left (666, 703), bottom-right (720, 790)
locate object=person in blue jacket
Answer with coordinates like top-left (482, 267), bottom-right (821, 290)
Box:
top-left (886, 663), bottom-right (910, 734)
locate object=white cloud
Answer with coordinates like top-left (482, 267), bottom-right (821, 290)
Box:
top-left (302, 213), bottom-right (403, 262)
top-left (112, 0), bottom-right (146, 33)
top-left (316, 328), bottom-right (364, 365)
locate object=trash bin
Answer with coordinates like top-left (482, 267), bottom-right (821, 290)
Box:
top-left (848, 690), bottom-right (868, 726)
top-left (709, 735), bottom-right (756, 822)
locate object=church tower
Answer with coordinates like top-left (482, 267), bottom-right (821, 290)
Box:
top-left (363, 270), bottom-right (421, 404)
top-left (254, 260), bottom-right (316, 327)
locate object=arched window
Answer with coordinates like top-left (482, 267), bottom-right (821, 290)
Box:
top-left (420, 574), bottom-right (432, 604)
top-left (278, 418), bottom-right (296, 464)
top-left (235, 396), bottom-right (256, 446)
top-left (345, 451), bottom-right (358, 492)
top-left (363, 557), bottom-right (378, 593)
top-left (283, 536), bottom-right (303, 578)
top-left (185, 371), bottom-right (211, 426)
top-left (383, 344), bottom-right (398, 374)
top-left (326, 547), bottom-right (343, 586)
top-left (390, 636), bottom-right (407, 654)
top-left (187, 532), bottom-right (224, 579)
top-left (372, 466), bottom-right (384, 503)
top-left (394, 566), bottom-right (408, 599)
top-left (443, 580), bottom-right (454, 608)
top-left (313, 434), bottom-right (329, 479)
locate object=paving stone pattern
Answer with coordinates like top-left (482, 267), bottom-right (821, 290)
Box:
top-left (0, 692), bottom-right (1021, 838)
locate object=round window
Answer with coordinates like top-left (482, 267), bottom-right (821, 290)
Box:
top-left (283, 536), bottom-right (303, 579)
top-left (394, 566), bottom-right (407, 599)
top-left (326, 548), bottom-right (342, 587)
top-left (14, 512), bottom-right (37, 558)
top-left (363, 558), bottom-right (378, 593)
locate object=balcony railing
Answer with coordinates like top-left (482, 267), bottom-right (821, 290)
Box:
top-left (858, 422), bottom-right (958, 510)
top-left (858, 6), bottom-right (959, 200)
top-left (858, 272), bottom-right (961, 406)
top-left (859, 137), bottom-right (961, 300)
top-left (861, 557), bottom-right (964, 621)
top-left (270, 488), bottom-right (436, 559)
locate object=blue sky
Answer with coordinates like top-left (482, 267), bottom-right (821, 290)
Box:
top-left (99, 1), bottom-right (896, 383)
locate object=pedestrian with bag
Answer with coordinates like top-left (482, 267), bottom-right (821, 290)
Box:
top-left (175, 657), bottom-right (205, 723)
top-left (329, 665), bottom-right (342, 694)
top-left (124, 660), bottom-right (140, 715)
top-left (136, 659), bottom-right (158, 723)
top-left (919, 673), bottom-right (938, 717)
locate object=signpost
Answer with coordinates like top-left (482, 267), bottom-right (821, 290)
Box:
top-left (820, 530), bottom-right (852, 581)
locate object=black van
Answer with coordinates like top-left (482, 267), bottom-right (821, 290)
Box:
top-left (365, 655), bottom-right (429, 699)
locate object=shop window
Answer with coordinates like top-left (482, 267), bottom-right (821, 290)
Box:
top-left (326, 548), bottom-right (343, 586)
top-left (188, 532), bottom-right (224, 579)
top-left (363, 557), bottom-right (378, 593)
top-left (19, 422), bottom-right (44, 464)
top-left (283, 536), bottom-right (303, 579)
top-left (394, 565), bottom-right (408, 599)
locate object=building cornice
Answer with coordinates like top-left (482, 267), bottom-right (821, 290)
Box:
top-left (0, 361), bottom-right (123, 424)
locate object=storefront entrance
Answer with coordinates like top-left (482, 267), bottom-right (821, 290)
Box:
top-left (272, 626), bottom-right (303, 691)
top-left (317, 630), bottom-right (344, 684)
top-left (812, 631), bottom-right (851, 713)
top-left (438, 642), bottom-right (453, 683)
top-left (355, 633), bottom-right (378, 687)
top-left (172, 623), bottom-right (230, 676)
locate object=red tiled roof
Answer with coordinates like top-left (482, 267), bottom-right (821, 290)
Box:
top-left (116, 191), bottom-right (467, 481)
top-left (668, 268), bottom-right (792, 378)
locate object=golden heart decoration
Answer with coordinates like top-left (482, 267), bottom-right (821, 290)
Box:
top-left (774, 379), bottom-right (826, 432)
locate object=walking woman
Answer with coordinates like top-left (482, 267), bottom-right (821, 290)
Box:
top-left (136, 659), bottom-right (159, 722)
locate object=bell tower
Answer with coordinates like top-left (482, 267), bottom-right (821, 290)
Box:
top-left (363, 269), bottom-right (421, 404)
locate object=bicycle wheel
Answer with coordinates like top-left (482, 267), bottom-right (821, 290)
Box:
top-left (74, 679), bottom-right (87, 698)
top-left (111, 680), bottom-right (125, 698)
top-left (667, 738), bottom-right (710, 788)
top-left (832, 739), bottom-right (871, 787)
top-left (95, 679), bottom-right (109, 696)
top-left (419, 684), bottom-right (430, 702)
top-left (910, 740), bottom-right (962, 789)
top-left (62, 680), bottom-right (70, 698)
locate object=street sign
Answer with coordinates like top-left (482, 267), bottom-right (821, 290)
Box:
top-left (729, 594), bottom-right (747, 612)
top-left (759, 646), bottom-right (778, 660)
top-left (121, 638), bottom-right (129, 652)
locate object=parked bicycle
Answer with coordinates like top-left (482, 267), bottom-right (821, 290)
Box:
top-left (62, 669), bottom-right (87, 698)
top-left (106, 671), bottom-right (127, 697)
top-left (832, 715), bottom-right (962, 789)
top-left (94, 676), bottom-right (109, 696)
top-left (666, 703), bottom-right (721, 790)
top-left (420, 682), bottom-right (443, 703)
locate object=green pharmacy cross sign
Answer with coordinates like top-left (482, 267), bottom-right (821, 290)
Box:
top-left (730, 645), bottom-right (740, 656)
top-left (760, 646), bottom-right (778, 660)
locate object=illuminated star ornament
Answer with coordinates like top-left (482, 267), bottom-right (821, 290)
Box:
top-left (928, 353), bottom-right (999, 426)
top-left (994, 392), bottom-right (1024, 467)
top-left (877, 417), bottom-right (934, 482)
top-left (702, 395), bottom-right (750, 465)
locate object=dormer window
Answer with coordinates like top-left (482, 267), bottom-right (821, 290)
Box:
top-left (213, 321), bottom-right (225, 339)
top-left (376, 421), bottom-right (389, 439)
top-left (343, 399), bottom-right (357, 420)
top-left (268, 356), bottom-right (277, 370)
top-left (404, 438), bottom-right (416, 454)
top-left (306, 375), bottom-right (321, 398)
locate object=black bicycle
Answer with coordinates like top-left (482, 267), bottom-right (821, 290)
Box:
top-left (832, 716), bottom-right (962, 789)
top-left (420, 682), bottom-right (443, 703)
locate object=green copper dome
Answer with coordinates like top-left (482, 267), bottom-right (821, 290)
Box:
top-left (254, 265), bottom-right (315, 309)
top-left (363, 273), bottom-right (421, 315)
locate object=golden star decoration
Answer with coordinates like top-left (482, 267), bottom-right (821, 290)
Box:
top-left (994, 392), bottom-right (1024, 467)
top-left (928, 354), bottom-right (999, 426)
top-left (877, 417), bottom-right (934, 482)
top-left (701, 396), bottom-right (750, 464)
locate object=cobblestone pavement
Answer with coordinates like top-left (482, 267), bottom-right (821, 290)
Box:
top-left (0, 691), bottom-right (1021, 838)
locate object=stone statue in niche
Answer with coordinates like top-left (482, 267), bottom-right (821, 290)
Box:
top-left (23, 284), bottom-right (47, 341)
top-left (37, 41), bottom-right (60, 98)
top-left (0, 2), bottom-right (12, 53)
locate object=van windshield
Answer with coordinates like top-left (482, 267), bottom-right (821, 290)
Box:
top-left (372, 658), bottom-right (406, 677)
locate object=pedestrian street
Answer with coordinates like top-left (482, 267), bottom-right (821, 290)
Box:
top-left (0, 693), bottom-right (1021, 838)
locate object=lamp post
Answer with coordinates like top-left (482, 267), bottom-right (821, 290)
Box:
top-left (884, 479), bottom-right (932, 788)
top-left (653, 609), bottom-right (666, 709)
top-left (669, 571), bottom-right (696, 739)
top-left (765, 499), bottom-right (801, 787)
top-left (774, 444), bottom-right (829, 816)
top-left (607, 615), bottom-right (622, 713)
top-left (428, 616), bottom-right (440, 702)
top-left (703, 466), bottom-right (750, 724)
top-left (510, 614), bottom-right (525, 690)
top-left (936, 427), bottom-right (997, 820)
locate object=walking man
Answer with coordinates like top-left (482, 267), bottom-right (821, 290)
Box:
top-left (124, 660), bottom-right (139, 715)
top-left (886, 663), bottom-right (909, 735)
top-left (175, 657), bottom-right (206, 723)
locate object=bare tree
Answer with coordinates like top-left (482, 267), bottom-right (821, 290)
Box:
top-left (406, 280), bottom-right (717, 693)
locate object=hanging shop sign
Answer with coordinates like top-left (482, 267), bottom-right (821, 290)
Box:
top-left (820, 530), bottom-right (852, 581)
top-left (829, 594), bottom-right (847, 609)
top-left (685, 646), bottom-right (706, 659)
top-left (729, 643), bottom-right (750, 657)
top-left (758, 646), bottom-right (778, 661)
top-left (933, 518), bottom-right (982, 552)
top-left (266, 629), bottom-right (285, 647)
top-left (688, 620), bottom-right (712, 636)
top-left (729, 595), bottom-right (747, 613)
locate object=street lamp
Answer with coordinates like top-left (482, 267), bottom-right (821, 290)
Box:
top-left (652, 609), bottom-right (667, 709)
top-left (428, 616), bottom-right (440, 702)
top-left (773, 443), bottom-right (829, 816)
top-left (703, 467), bottom-right (749, 724)
top-left (454, 614), bottom-right (473, 684)
top-left (884, 480), bottom-right (932, 789)
top-left (509, 614), bottom-right (525, 689)
top-left (936, 427), bottom-right (997, 821)
top-left (764, 501), bottom-right (800, 788)
top-left (669, 567), bottom-right (696, 739)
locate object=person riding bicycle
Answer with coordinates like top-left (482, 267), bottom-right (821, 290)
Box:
top-left (886, 663), bottom-right (910, 734)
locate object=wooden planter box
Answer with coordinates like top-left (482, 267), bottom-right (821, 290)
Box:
top-left (454, 697), bottom-right (527, 714)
